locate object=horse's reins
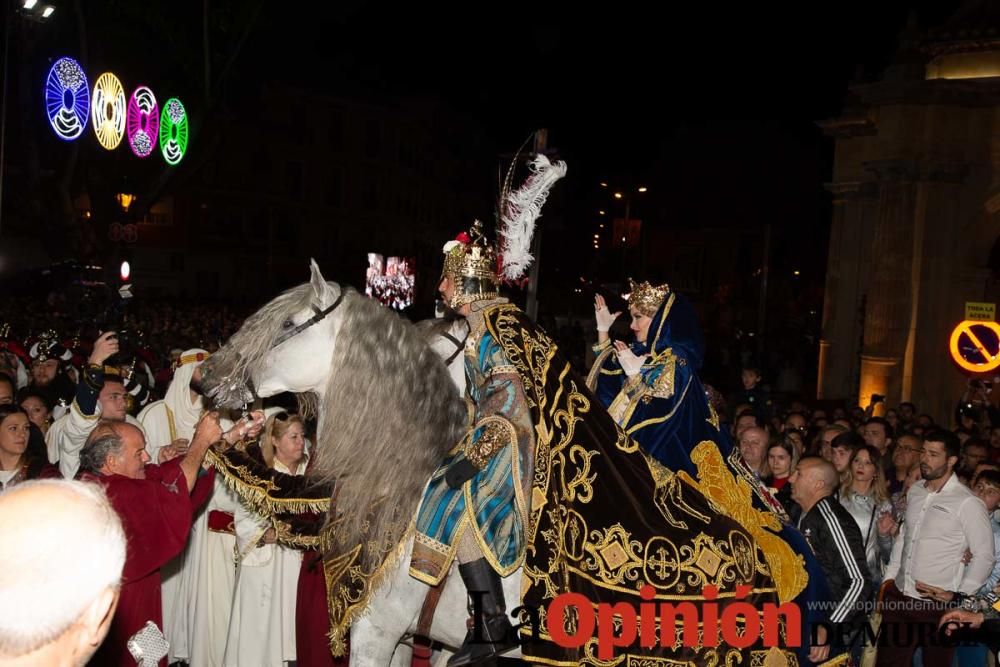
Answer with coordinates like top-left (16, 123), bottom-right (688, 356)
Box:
top-left (439, 321), bottom-right (470, 366)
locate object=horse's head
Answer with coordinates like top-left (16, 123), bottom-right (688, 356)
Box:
top-left (206, 258), bottom-right (467, 578)
top-left (202, 260), bottom-right (345, 407)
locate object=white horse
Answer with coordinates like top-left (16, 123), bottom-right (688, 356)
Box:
top-left (203, 261), bottom-right (523, 667)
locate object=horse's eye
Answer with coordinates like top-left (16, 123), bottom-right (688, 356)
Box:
top-left (282, 319), bottom-right (294, 330)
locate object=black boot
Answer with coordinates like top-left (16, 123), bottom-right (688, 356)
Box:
top-left (447, 559), bottom-right (518, 667)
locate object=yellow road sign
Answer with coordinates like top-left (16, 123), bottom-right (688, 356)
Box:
top-left (950, 320), bottom-right (1000, 373)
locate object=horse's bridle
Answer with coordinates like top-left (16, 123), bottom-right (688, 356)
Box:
top-left (272, 288), bottom-right (346, 347)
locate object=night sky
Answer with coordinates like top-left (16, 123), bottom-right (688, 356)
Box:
top-left (4, 0), bottom-right (966, 281)
top-left (241, 0), bottom-right (960, 172)
top-left (0, 0), bottom-right (978, 385)
top-left (239, 0), bottom-right (964, 270)
top-left (13, 0), bottom-right (966, 234)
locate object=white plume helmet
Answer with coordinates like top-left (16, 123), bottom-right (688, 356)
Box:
top-left (497, 153), bottom-right (567, 283)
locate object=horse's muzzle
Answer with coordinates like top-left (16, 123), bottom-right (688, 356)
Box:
top-left (201, 357), bottom-right (255, 408)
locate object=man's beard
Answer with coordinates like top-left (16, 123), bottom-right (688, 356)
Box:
top-left (438, 301), bottom-right (462, 322)
top-left (920, 462), bottom-right (949, 480)
top-left (189, 377), bottom-right (206, 396)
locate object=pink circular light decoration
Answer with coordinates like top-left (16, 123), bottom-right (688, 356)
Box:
top-left (126, 86), bottom-right (159, 158)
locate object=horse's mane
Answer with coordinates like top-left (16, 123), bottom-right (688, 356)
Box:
top-left (312, 288), bottom-right (467, 569)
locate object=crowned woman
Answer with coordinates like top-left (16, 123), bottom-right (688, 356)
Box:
top-left (588, 281), bottom-right (835, 665)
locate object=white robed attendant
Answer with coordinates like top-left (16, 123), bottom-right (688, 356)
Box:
top-left (224, 412), bottom-right (308, 667)
top-left (138, 349), bottom-right (240, 666)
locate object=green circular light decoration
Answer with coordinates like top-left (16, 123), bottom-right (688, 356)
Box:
top-left (159, 97), bottom-right (189, 165)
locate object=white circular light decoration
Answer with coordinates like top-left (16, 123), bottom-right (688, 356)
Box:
top-left (127, 86), bottom-right (159, 158)
top-left (120, 261), bottom-right (131, 281)
top-left (159, 97), bottom-right (189, 165)
top-left (45, 57), bottom-right (90, 140)
top-left (91, 72), bottom-right (126, 150)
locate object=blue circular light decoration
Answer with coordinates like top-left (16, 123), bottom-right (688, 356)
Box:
top-left (45, 57), bottom-right (90, 141)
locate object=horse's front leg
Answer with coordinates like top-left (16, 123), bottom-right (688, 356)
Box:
top-left (349, 537), bottom-right (427, 667)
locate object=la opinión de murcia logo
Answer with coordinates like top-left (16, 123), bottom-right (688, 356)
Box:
top-left (469, 584), bottom-right (802, 659)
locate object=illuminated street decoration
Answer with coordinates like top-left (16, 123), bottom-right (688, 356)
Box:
top-left (159, 97), bottom-right (189, 165)
top-left (126, 86), bottom-right (160, 158)
top-left (44, 57), bottom-right (90, 140)
top-left (91, 72), bottom-right (126, 150)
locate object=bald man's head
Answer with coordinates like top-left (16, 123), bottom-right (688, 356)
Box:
top-left (81, 420), bottom-right (150, 480)
top-left (0, 479), bottom-right (125, 663)
top-left (789, 456), bottom-right (839, 510)
top-left (739, 426), bottom-right (769, 471)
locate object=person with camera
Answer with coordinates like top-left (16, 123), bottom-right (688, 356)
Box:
top-left (46, 331), bottom-right (145, 480)
top-left (956, 378), bottom-right (999, 437)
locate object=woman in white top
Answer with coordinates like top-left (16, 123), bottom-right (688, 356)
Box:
top-left (224, 412), bottom-right (309, 667)
top-left (838, 443), bottom-right (894, 591)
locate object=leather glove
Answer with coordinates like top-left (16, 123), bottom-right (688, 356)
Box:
top-left (445, 458), bottom-right (478, 489)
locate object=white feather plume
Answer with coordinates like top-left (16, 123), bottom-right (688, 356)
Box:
top-left (498, 154), bottom-right (568, 282)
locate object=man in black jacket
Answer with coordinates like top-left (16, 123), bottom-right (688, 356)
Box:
top-left (790, 455), bottom-right (873, 661)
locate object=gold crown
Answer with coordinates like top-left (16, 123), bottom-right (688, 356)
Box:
top-left (626, 279), bottom-right (670, 317)
top-left (441, 220), bottom-right (499, 307)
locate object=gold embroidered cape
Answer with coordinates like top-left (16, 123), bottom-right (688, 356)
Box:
top-left (484, 304), bottom-right (799, 665)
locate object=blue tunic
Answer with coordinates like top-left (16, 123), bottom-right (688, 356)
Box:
top-left (412, 320), bottom-right (533, 584)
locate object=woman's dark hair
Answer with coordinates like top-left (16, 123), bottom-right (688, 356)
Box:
top-left (767, 438), bottom-right (799, 475)
top-left (0, 404), bottom-right (28, 423)
top-left (0, 372), bottom-right (15, 396)
top-left (15, 388), bottom-right (51, 410)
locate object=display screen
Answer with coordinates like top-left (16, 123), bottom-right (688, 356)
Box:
top-left (365, 253), bottom-right (415, 309)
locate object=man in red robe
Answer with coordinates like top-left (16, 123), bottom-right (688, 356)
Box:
top-left (78, 412), bottom-right (232, 666)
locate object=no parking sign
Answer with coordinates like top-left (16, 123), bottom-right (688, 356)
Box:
top-left (950, 320), bottom-right (1000, 373)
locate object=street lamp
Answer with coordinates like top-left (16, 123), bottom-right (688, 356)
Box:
top-left (18, 1), bottom-right (54, 20)
top-left (116, 193), bottom-right (136, 213)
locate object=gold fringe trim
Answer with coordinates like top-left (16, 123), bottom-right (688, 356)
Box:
top-left (205, 448), bottom-right (331, 516)
top-left (325, 524), bottom-right (416, 656)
